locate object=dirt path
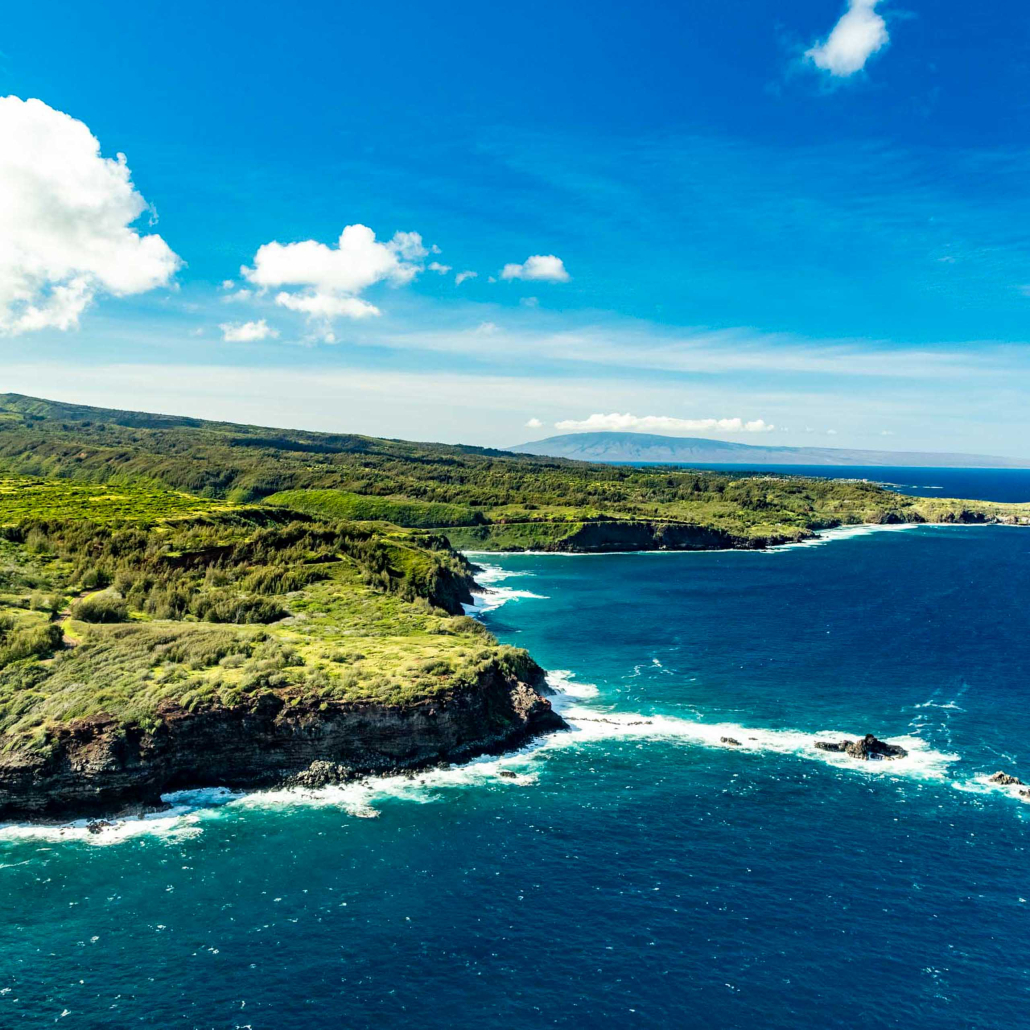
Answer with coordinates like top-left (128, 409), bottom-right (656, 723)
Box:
top-left (52, 588), bottom-right (103, 647)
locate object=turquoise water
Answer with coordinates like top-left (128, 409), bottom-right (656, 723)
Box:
top-left (2, 523), bottom-right (1030, 1027)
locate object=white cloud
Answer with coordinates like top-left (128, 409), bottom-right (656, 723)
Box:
top-left (0, 95), bottom-right (181, 335)
top-left (520, 296), bottom-right (540, 308)
top-left (475, 321), bottom-right (500, 336)
top-left (388, 231), bottom-right (429, 262)
top-left (221, 288), bottom-right (253, 303)
top-left (826, 428), bottom-right (839, 435)
top-left (455, 270), bottom-right (477, 285)
top-left (525, 417), bottom-right (544, 429)
top-left (428, 261), bottom-right (451, 274)
top-left (220, 279), bottom-right (235, 290)
top-left (806, 0), bottom-right (889, 77)
top-left (242, 224), bottom-right (427, 336)
top-left (500, 254), bottom-right (570, 283)
top-left (274, 291), bottom-right (379, 319)
top-left (554, 413), bottom-right (775, 434)
top-left (220, 319), bottom-right (279, 342)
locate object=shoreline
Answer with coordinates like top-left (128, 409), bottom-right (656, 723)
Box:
top-left (461, 519), bottom-right (1018, 558)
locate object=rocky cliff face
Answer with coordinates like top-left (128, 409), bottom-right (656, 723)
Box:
top-left (538, 520), bottom-right (803, 552)
top-left (0, 663), bottom-right (565, 819)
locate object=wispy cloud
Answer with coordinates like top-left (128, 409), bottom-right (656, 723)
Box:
top-left (806, 0), bottom-right (889, 77)
top-left (219, 318), bottom-right (279, 342)
top-left (553, 413), bottom-right (775, 434)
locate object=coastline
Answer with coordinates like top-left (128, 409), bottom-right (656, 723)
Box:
top-left (461, 518), bottom-right (1024, 558)
top-left (0, 658), bottom-right (565, 822)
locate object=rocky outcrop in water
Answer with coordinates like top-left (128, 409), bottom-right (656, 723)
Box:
top-left (0, 662), bottom-right (565, 819)
top-left (814, 734), bottom-right (908, 760)
top-left (989, 771), bottom-right (1024, 786)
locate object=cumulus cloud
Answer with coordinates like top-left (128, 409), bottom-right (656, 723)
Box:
top-left (242, 224), bottom-right (428, 336)
top-left (220, 319), bottom-right (279, 342)
top-left (455, 270), bottom-right (478, 285)
top-left (0, 95), bottom-right (181, 335)
top-left (806, 0), bottom-right (889, 77)
top-left (525, 417), bottom-right (544, 429)
top-left (500, 254), bottom-right (570, 283)
top-left (554, 413), bottom-right (776, 434)
top-left (428, 261), bottom-right (451, 274)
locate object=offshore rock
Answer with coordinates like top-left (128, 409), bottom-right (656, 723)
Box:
top-left (0, 661), bottom-right (566, 820)
top-left (720, 737), bottom-right (741, 746)
top-left (814, 734), bottom-right (908, 760)
top-left (989, 771), bottom-right (1024, 787)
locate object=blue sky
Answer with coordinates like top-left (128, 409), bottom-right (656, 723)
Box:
top-left (2, 0), bottom-right (1029, 455)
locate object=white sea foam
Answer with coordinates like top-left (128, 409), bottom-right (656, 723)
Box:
top-left (464, 586), bottom-right (548, 614)
top-left (464, 563), bottom-right (548, 613)
top-left (542, 671), bottom-right (958, 781)
top-left (769, 523), bottom-right (919, 552)
top-left (953, 773), bottom-right (1030, 803)
top-left (0, 787), bottom-right (241, 845)
top-left (0, 670), bottom-right (984, 847)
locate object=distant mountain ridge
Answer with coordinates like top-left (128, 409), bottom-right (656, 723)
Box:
top-left (510, 432), bottom-right (1030, 469)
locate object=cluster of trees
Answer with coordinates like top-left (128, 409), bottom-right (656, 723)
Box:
top-left (0, 511), bottom-right (476, 640)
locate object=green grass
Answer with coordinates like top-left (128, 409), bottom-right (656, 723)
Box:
top-left (0, 561), bottom-right (505, 746)
top-left (0, 477), bottom-right (525, 749)
top-left (0, 477), bottom-right (230, 526)
top-left (264, 489), bottom-right (483, 528)
top-left (2, 394), bottom-right (1028, 552)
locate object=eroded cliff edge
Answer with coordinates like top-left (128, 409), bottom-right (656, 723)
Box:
top-left (0, 659), bottom-right (564, 819)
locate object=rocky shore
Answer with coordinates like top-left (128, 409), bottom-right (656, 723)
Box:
top-left (0, 662), bottom-right (565, 820)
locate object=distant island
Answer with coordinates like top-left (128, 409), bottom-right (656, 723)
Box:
top-left (511, 432), bottom-right (1030, 469)
top-left (0, 393), bottom-right (1028, 821)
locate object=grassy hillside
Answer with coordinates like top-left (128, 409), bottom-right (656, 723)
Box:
top-left (0, 393), bottom-right (1027, 552)
top-left (264, 489), bottom-right (483, 529)
top-left (0, 474), bottom-right (524, 750)
top-left (5, 393), bottom-right (1029, 551)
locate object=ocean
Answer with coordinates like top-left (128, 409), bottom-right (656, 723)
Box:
top-left (1, 482), bottom-right (1029, 1027)
top-left (644, 464), bottom-right (1030, 503)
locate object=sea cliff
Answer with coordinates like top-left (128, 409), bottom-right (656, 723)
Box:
top-left (0, 659), bottom-right (564, 819)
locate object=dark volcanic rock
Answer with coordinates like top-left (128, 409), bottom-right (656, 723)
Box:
top-left (498, 770), bottom-right (517, 779)
top-left (814, 734), bottom-right (907, 760)
top-left (0, 662), bottom-right (567, 819)
top-left (989, 771), bottom-right (1024, 787)
top-left (720, 737), bottom-right (741, 746)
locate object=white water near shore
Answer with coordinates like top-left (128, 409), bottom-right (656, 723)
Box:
top-left (3, 541), bottom-right (1023, 846)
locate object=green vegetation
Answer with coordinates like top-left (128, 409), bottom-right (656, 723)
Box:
top-left (0, 475), bottom-right (521, 749)
top-left (0, 476), bottom-right (232, 525)
top-left (0, 392), bottom-right (1027, 753)
top-left (265, 489), bottom-right (483, 528)
top-left (2, 393), bottom-right (1027, 552)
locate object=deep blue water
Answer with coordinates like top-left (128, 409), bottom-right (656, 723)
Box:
top-left (644, 463), bottom-right (1030, 503)
top-left (2, 524), bottom-right (1030, 1027)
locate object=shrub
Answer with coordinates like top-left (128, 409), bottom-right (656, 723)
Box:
top-left (72, 592), bottom-right (128, 624)
top-left (0, 623), bottom-right (63, 666)
top-left (80, 568), bottom-right (112, 590)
